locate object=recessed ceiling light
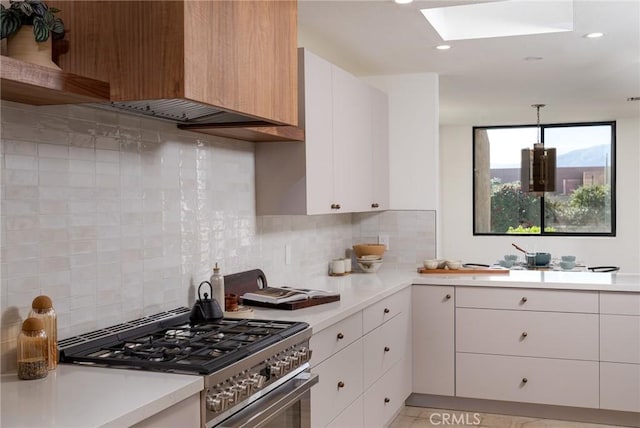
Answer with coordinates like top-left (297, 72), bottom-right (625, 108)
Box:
top-left (394, 0), bottom-right (413, 4)
top-left (435, 44), bottom-right (451, 50)
top-left (585, 32), bottom-right (604, 38)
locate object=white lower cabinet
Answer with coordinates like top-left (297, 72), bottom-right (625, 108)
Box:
top-left (363, 359), bottom-right (408, 428)
top-left (311, 339), bottom-right (364, 428)
top-left (456, 308), bottom-right (599, 360)
top-left (412, 285), bottom-right (455, 396)
top-left (327, 396), bottom-right (364, 428)
top-left (600, 362), bottom-right (640, 412)
top-left (456, 353), bottom-right (599, 408)
top-left (311, 288), bottom-right (411, 427)
top-left (599, 296), bottom-right (640, 412)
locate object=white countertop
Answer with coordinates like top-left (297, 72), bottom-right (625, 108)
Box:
top-left (246, 269), bottom-right (640, 328)
top-left (2, 268), bottom-right (638, 428)
top-left (0, 365), bottom-right (202, 428)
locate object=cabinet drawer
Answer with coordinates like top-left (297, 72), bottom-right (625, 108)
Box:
top-left (363, 360), bottom-right (407, 428)
top-left (600, 362), bottom-right (640, 412)
top-left (363, 287), bottom-right (410, 334)
top-left (456, 353), bottom-right (599, 408)
top-left (456, 287), bottom-right (598, 313)
top-left (326, 395), bottom-right (363, 428)
top-left (601, 292), bottom-right (640, 315)
top-left (363, 310), bottom-right (408, 388)
top-left (310, 312), bottom-right (363, 367)
top-left (600, 315), bottom-right (640, 364)
top-left (311, 340), bottom-right (363, 428)
top-left (456, 308), bottom-right (599, 360)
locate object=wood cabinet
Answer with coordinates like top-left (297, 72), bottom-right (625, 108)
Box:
top-left (310, 288), bottom-right (410, 427)
top-left (412, 285), bottom-right (455, 396)
top-left (48, 0), bottom-right (299, 141)
top-left (255, 48), bottom-right (389, 215)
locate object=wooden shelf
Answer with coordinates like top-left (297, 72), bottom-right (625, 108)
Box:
top-left (0, 55), bottom-right (110, 105)
top-left (178, 122), bottom-right (305, 142)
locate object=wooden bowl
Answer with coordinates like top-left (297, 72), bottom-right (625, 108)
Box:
top-left (352, 244), bottom-right (386, 258)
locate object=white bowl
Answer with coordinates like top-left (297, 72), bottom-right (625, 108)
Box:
top-left (357, 260), bottom-right (383, 273)
top-left (423, 259), bottom-right (439, 270)
top-left (446, 260), bottom-right (462, 270)
top-left (358, 255), bottom-right (382, 262)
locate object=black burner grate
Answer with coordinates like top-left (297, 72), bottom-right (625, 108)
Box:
top-left (58, 309), bottom-right (308, 375)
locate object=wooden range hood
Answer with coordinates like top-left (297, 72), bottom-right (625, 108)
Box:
top-left (50, 0), bottom-right (303, 142)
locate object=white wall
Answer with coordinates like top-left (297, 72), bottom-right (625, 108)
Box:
top-left (364, 74), bottom-right (439, 211)
top-left (440, 117), bottom-right (640, 272)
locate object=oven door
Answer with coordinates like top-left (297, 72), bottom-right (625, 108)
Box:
top-left (216, 371), bottom-right (318, 428)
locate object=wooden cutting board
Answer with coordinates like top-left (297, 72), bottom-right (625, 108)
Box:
top-left (417, 267), bottom-right (510, 274)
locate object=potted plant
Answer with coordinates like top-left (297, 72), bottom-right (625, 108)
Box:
top-left (0, 0), bottom-right (65, 69)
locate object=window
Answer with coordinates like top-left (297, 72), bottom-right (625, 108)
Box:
top-left (473, 122), bottom-right (615, 236)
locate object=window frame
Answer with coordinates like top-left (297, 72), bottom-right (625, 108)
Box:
top-left (472, 120), bottom-right (617, 237)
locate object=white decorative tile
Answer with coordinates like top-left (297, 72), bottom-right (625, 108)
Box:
top-left (1, 101), bottom-right (438, 361)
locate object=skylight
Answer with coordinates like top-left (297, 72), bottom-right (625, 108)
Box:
top-left (421, 0), bottom-right (574, 41)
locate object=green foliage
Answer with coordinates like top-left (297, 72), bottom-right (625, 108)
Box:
top-left (507, 225), bottom-right (557, 234)
top-left (0, 0), bottom-right (64, 42)
top-left (490, 181), bottom-right (540, 233)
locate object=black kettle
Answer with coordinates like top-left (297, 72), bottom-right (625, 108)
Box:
top-left (190, 281), bottom-right (224, 325)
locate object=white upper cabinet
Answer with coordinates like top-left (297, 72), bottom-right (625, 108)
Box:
top-left (255, 48), bottom-right (389, 215)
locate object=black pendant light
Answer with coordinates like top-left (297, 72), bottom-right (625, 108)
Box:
top-left (521, 104), bottom-right (556, 193)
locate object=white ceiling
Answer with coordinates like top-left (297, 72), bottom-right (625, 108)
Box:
top-left (298, 0), bottom-right (640, 125)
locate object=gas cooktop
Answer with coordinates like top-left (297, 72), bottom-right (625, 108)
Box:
top-left (58, 307), bottom-right (308, 375)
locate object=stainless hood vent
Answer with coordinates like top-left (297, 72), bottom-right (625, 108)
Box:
top-left (86, 99), bottom-right (274, 126)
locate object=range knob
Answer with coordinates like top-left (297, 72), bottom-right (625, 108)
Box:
top-left (206, 394), bottom-right (222, 413)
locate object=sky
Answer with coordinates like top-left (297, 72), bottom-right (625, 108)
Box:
top-left (487, 125), bottom-right (613, 168)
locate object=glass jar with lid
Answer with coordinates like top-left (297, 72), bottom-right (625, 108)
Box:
top-left (29, 295), bottom-right (57, 370)
top-left (17, 317), bottom-right (49, 380)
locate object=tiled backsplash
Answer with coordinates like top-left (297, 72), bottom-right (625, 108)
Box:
top-left (0, 100), bottom-right (435, 372)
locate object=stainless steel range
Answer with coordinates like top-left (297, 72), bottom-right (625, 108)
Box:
top-left (58, 307), bottom-right (316, 428)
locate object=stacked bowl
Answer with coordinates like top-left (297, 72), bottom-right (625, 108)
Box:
top-left (352, 244), bottom-right (386, 273)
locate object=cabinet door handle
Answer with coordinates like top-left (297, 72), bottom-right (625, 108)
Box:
top-left (337, 381), bottom-right (345, 389)
top-left (384, 397), bottom-right (390, 404)
top-left (384, 346), bottom-right (390, 352)
top-left (522, 377), bottom-right (528, 384)
top-left (445, 294), bottom-right (451, 300)
top-left (371, 203), bottom-right (379, 208)
top-left (331, 204), bottom-right (337, 209)
top-left (336, 204), bottom-right (341, 210)
top-left (521, 297), bottom-right (528, 303)
top-left (521, 331), bottom-right (528, 338)
top-left (384, 308), bottom-right (390, 314)
top-left (337, 332), bottom-right (344, 340)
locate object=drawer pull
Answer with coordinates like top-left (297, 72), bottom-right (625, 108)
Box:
top-left (384, 346), bottom-right (390, 352)
top-left (445, 294), bottom-right (451, 300)
top-left (384, 308), bottom-right (390, 314)
top-left (336, 332), bottom-right (344, 340)
top-left (336, 204), bottom-right (341, 210)
top-left (337, 381), bottom-right (345, 389)
top-left (522, 377), bottom-right (528, 384)
top-left (372, 203), bottom-right (379, 208)
top-left (384, 397), bottom-right (390, 404)
top-left (521, 332), bottom-right (528, 338)
top-left (521, 297), bottom-right (528, 303)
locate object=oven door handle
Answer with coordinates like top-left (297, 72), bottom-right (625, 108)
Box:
top-left (217, 371), bottom-right (319, 428)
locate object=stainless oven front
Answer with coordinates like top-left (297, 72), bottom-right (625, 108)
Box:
top-left (215, 370), bottom-right (317, 428)
top-left (202, 332), bottom-right (317, 428)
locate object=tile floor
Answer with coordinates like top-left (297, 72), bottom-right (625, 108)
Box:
top-left (390, 406), bottom-right (630, 427)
